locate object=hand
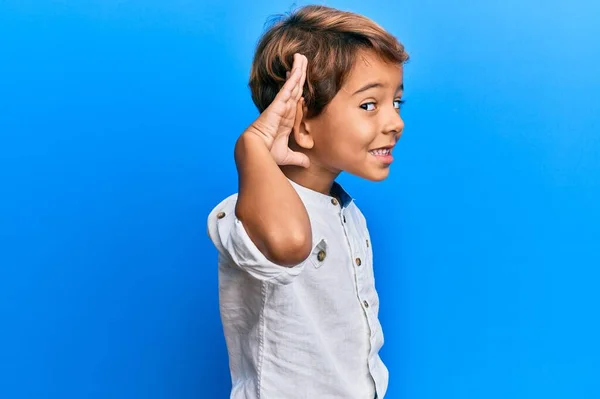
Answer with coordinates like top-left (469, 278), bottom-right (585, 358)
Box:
top-left (244, 53), bottom-right (310, 168)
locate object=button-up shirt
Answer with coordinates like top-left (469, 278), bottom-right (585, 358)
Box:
top-left (207, 179), bottom-right (388, 398)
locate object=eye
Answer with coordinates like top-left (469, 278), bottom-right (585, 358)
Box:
top-left (360, 102), bottom-right (376, 111)
top-left (393, 99), bottom-right (405, 110)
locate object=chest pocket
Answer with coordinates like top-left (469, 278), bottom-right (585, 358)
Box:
top-left (309, 239), bottom-right (329, 269)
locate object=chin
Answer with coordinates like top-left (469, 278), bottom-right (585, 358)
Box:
top-left (368, 172), bottom-right (390, 182)
top-left (353, 167), bottom-right (391, 182)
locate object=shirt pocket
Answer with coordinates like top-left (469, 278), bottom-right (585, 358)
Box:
top-left (309, 239), bottom-right (329, 269)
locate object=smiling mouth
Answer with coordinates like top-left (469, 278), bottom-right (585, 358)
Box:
top-left (368, 147), bottom-right (392, 156)
top-left (368, 146), bottom-right (394, 165)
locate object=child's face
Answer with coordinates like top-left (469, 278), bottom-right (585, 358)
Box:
top-left (306, 49), bottom-right (404, 181)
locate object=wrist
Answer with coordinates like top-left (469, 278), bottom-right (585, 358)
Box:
top-left (235, 131), bottom-right (271, 163)
top-left (242, 126), bottom-right (273, 150)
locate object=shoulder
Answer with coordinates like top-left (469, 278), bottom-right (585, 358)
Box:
top-left (348, 200), bottom-right (369, 229)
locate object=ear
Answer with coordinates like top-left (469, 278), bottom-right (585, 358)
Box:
top-left (292, 98), bottom-right (314, 150)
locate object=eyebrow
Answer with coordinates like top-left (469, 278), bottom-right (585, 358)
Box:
top-left (352, 82), bottom-right (404, 96)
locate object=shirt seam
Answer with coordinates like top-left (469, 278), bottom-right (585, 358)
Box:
top-left (256, 281), bottom-right (268, 398)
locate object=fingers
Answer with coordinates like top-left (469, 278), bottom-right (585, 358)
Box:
top-left (267, 54), bottom-right (307, 115)
top-left (284, 54), bottom-right (307, 100)
top-left (295, 54), bottom-right (307, 102)
top-left (290, 54), bottom-right (307, 101)
top-left (280, 63), bottom-right (302, 100)
top-left (293, 97), bottom-right (304, 134)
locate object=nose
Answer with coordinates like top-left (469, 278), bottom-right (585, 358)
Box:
top-left (384, 108), bottom-right (404, 140)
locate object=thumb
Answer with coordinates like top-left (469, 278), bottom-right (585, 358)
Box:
top-left (282, 150), bottom-right (311, 168)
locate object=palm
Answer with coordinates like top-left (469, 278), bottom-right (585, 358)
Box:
top-left (245, 53), bottom-right (310, 168)
top-left (269, 97), bottom-right (300, 164)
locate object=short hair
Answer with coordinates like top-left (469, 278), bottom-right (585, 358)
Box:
top-left (249, 5), bottom-right (410, 119)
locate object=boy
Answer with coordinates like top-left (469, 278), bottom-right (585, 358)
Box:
top-left (207, 5), bottom-right (408, 398)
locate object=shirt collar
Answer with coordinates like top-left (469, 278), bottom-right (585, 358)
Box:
top-left (288, 178), bottom-right (354, 209)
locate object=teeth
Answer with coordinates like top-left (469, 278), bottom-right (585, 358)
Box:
top-left (370, 148), bottom-right (390, 155)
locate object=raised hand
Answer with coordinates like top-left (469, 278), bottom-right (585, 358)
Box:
top-left (244, 53), bottom-right (310, 168)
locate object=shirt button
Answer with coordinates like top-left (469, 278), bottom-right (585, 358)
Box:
top-left (343, 215), bottom-right (347, 223)
top-left (216, 211), bottom-right (226, 219)
top-left (355, 258), bottom-right (362, 266)
top-left (366, 239), bottom-right (369, 248)
top-left (317, 250), bottom-right (326, 262)
top-left (363, 300), bottom-right (369, 308)
top-left (331, 198), bottom-right (338, 206)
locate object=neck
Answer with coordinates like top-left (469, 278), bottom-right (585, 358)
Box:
top-left (281, 163), bottom-right (340, 196)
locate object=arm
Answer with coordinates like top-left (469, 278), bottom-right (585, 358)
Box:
top-left (234, 133), bottom-right (311, 266)
top-left (234, 53), bottom-right (312, 267)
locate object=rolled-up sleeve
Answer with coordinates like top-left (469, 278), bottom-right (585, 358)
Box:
top-left (207, 195), bottom-right (320, 285)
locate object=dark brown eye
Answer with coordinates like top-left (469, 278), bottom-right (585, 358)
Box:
top-left (360, 102), bottom-right (376, 111)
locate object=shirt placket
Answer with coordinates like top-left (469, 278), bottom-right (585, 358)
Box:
top-left (338, 205), bottom-right (378, 389)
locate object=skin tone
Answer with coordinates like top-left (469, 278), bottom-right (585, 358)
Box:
top-left (235, 51), bottom-right (404, 266)
top-left (284, 49), bottom-right (404, 194)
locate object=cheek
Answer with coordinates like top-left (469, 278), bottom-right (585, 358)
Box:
top-left (313, 108), bottom-right (376, 157)
top-left (347, 118), bottom-right (378, 151)
top-left (326, 121), bottom-right (373, 156)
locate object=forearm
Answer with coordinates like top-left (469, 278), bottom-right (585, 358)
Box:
top-left (234, 132), bottom-right (312, 266)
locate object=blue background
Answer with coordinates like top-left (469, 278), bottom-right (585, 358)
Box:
top-left (1, 1), bottom-right (599, 398)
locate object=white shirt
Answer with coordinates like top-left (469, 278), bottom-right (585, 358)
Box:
top-left (207, 179), bottom-right (388, 399)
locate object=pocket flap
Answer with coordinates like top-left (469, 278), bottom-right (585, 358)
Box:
top-left (309, 238), bottom-right (328, 269)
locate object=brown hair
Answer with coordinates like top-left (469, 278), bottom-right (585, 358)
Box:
top-left (249, 5), bottom-right (409, 119)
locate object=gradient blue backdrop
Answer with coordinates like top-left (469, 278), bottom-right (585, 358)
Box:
top-left (1, 1), bottom-right (599, 398)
